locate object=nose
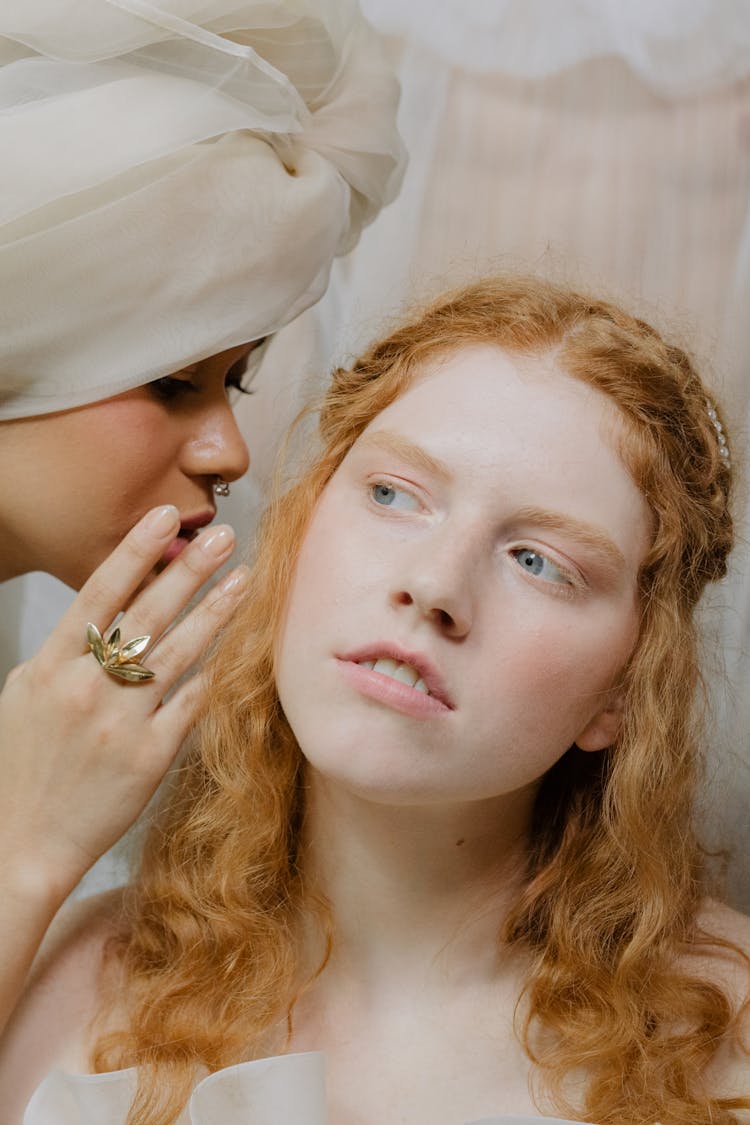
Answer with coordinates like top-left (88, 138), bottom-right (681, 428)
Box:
top-left (185, 401), bottom-right (251, 484)
top-left (389, 536), bottom-right (474, 639)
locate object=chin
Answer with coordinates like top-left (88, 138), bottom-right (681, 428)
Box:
top-left (56, 563), bottom-right (88, 592)
top-left (304, 749), bottom-right (450, 807)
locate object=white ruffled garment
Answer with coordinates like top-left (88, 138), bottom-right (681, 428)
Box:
top-left (23, 1051), bottom-right (588, 1124)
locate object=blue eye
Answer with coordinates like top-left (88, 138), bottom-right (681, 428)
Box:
top-left (372, 483), bottom-right (397, 505)
top-left (370, 482), bottom-right (420, 511)
top-left (513, 548), bottom-right (570, 585)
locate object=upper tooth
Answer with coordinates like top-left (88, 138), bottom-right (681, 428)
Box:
top-left (370, 658), bottom-right (422, 689)
top-left (391, 663), bottom-right (421, 687)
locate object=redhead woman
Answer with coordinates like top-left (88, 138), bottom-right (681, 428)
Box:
top-left (4, 277), bottom-right (748, 1125)
top-left (0, 0), bottom-right (403, 1047)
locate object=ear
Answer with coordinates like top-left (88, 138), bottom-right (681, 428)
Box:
top-left (574, 694), bottom-right (625, 753)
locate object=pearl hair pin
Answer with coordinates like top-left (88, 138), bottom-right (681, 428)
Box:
top-left (706, 400), bottom-right (730, 468)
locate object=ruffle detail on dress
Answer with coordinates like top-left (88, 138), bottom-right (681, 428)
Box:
top-left (23, 1052), bottom-right (329, 1125)
top-left (23, 1050), bottom-right (590, 1123)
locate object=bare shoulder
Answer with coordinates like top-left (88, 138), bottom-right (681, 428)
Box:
top-left (696, 898), bottom-right (750, 1115)
top-left (700, 897), bottom-right (750, 944)
top-left (696, 898), bottom-right (750, 991)
top-left (0, 887), bottom-right (126, 1120)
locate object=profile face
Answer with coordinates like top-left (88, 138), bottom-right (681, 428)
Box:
top-left (0, 343), bottom-right (254, 589)
top-left (275, 344), bottom-right (654, 808)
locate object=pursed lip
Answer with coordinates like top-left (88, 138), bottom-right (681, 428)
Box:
top-left (336, 642), bottom-right (455, 710)
top-left (152, 508), bottom-right (218, 570)
top-left (180, 508), bottom-right (216, 533)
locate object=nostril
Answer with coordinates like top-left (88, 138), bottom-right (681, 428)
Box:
top-left (437, 608), bottom-right (454, 630)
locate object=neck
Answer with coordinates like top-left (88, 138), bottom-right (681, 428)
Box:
top-left (300, 773), bottom-right (535, 991)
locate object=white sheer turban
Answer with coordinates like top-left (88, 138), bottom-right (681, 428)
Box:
top-left (0, 0), bottom-right (405, 419)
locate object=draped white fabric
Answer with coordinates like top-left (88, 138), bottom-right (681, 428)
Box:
top-left (0, 0), bottom-right (405, 418)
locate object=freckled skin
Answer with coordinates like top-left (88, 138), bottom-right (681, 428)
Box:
top-left (275, 344), bottom-right (653, 809)
top-left (0, 345), bottom-right (251, 589)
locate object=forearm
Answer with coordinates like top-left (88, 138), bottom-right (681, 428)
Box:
top-left (0, 512), bottom-right (248, 1041)
top-left (0, 849), bottom-right (74, 1038)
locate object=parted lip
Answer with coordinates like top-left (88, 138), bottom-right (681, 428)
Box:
top-left (336, 642), bottom-right (455, 709)
top-left (179, 509), bottom-right (216, 533)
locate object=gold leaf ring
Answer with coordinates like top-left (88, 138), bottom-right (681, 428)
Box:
top-left (86, 623), bottom-right (156, 683)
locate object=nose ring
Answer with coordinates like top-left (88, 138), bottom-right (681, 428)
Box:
top-left (213, 479), bottom-right (230, 497)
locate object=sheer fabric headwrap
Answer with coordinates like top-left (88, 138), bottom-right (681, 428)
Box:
top-left (0, 0), bottom-right (405, 419)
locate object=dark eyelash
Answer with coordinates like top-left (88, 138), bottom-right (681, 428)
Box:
top-left (148, 336), bottom-right (269, 401)
top-left (226, 336), bottom-right (270, 396)
top-left (148, 376), bottom-right (198, 401)
top-left (225, 359), bottom-right (254, 396)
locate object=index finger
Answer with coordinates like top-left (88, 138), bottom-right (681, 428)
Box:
top-left (49, 505), bottom-right (180, 657)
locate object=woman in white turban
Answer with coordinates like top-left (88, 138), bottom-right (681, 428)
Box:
top-left (0, 0), bottom-right (404, 1043)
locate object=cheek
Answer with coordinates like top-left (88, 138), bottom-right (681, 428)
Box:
top-left (95, 400), bottom-right (178, 463)
top-left (54, 404), bottom-right (184, 573)
top-left (279, 537), bottom-right (339, 670)
top-left (70, 401), bottom-right (180, 501)
top-left (515, 589), bottom-right (638, 682)
top-left (477, 603), bottom-right (639, 740)
top-left (276, 495), bottom-right (374, 703)
top-left (285, 495), bottom-right (361, 616)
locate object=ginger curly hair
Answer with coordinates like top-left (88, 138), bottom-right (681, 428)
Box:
top-left (95, 276), bottom-right (748, 1124)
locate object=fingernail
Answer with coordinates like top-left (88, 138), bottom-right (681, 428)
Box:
top-left (143, 505), bottom-right (179, 535)
top-left (198, 525), bottom-right (234, 556)
top-left (217, 566), bottom-right (250, 595)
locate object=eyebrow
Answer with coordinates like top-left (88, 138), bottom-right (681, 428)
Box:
top-left (357, 430), bottom-right (627, 573)
top-left (512, 506), bottom-right (627, 572)
top-left (357, 430), bottom-right (453, 483)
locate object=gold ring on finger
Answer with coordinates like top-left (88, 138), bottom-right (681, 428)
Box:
top-left (86, 623), bottom-right (156, 683)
